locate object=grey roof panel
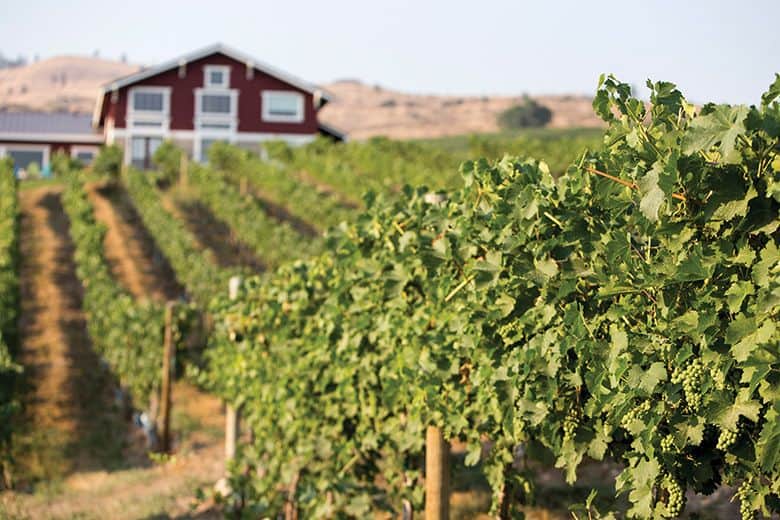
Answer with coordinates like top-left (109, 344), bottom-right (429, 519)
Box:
top-left (0, 111), bottom-right (95, 135)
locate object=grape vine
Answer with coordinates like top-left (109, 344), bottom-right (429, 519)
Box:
top-left (200, 74), bottom-right (780, 517)
top-left (0, 159), bottom-right (21, 485)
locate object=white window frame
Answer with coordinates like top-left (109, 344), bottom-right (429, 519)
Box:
top-left (127, 86), bottom-right (172, 133)
top-left (261, 90), bottom-right (305, 123)
top-left (71, 145), bottom-right (100, 163)
top-left (0, 143), bottom-right (51, 171)
top-left (204, 65), bottom-right (231, 89)
top-left (194, 88), bottom-right (239, 130)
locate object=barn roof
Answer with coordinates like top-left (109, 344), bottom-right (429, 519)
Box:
top-left (103, 43), bottom-right (328, 97)
top-left (0, 111), bottom-right (102, 143)
top-left (93, 43), bottom-right (332, 129)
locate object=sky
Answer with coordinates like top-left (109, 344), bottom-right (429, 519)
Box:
top-left (1, 0), bottom-right (778, 105)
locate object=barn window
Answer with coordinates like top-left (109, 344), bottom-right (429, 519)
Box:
top-left (132, 91), bottom-right (164, 112)
top-left (204, 65), bottom-right (230, 89)
top-left (201, 93), bottom-right (232, 114)
top-left (262, 91), bottom-right (304, 123)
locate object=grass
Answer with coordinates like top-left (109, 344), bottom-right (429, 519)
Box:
top-left (17, 177), bottom-right (64, 191)
top-left (418, 127), bottom-right (604, 175)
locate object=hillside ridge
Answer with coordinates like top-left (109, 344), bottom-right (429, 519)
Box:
top-left (0, 55), bottom-right (604, 139)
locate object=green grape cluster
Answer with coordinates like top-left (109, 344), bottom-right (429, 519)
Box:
top-left (562, 411), bottom-right (578, 441)
top-left (660, 340), bottom-right (674, 360)
top-left (661, 474), bottom-right (685, 518)
top-left (671, 358), bottom-right (704, 412)
top-left (737, 481), bottom-right (756, 520)
top-left (497, 320), bottom-right (522, 340)
top-left (716, 428), bottom-right (738, 451)
top-left (661, 434), bottom-right (675, 453)
top-left (621, 400), bottom-right (651, 430)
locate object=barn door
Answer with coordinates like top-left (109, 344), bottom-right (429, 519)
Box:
top-left (131, 136), bottom-right (163, 170)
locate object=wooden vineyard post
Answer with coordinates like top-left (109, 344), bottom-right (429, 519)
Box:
top-left (284, 471), bottom-right (300, 520)
top-left (225, 276), bottom-right (243, 462)
top-left (239, 176), bottom-right (248, 196)
top-left (402, 499), bottom-right (414, 520)
top-left (225, 404), bottom-right (240, 460)
top-left (425, 426), bottom-right (450, 520)
top-left (159, 301), bottom-right (176, 452)
top-left (180, 153), bottom-right (189, 188)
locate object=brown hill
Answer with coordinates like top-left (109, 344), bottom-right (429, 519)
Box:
top-left (319, 80), bottom-right (604, 139)
top-left (0, 56), bottom-right (139, 113)
top-left (0, 56), bottom-right (604, 138)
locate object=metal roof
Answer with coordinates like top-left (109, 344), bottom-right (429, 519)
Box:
top-left (0, 111), bottom-right (94, 134)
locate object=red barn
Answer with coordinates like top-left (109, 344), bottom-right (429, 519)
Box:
top-left (92, 43), bottom-right (342, 168)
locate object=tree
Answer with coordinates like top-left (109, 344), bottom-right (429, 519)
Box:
top-left (497, 96), bottom-right (552, 129)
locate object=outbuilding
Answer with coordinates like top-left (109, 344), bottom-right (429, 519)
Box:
top-left (0, 111), bottom-right (102, 176)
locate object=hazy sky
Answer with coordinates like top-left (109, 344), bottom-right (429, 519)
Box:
top-left (2, 0), bottom-right (778, 104)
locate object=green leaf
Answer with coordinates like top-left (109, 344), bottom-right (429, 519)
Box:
top-left (464, 442), bottom-right (482, 466)
top-left (714, 388), bottom-right (762, 430)
top-left (639, 362), bottom-right (667, 393)
top-left (725, 281), bottom-right (755, 313)
top-left (637, 163), bottom-right (665, 222)
top-left (534, 257), bottom-right (559, 280)
top-left (761, 73), bottom-right (780, 108)
top-left (683, 105), bottom-right (749, 163)
top-left (756, 404), bottom-right (780, 472)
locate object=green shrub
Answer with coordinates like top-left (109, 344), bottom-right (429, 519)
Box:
top-left (262, 140), bottom-right (293, 162)
top-left (50, 150), bottom-right (81, 177)
top-left (93, 144), bottom-right (123, 180)
top-left (152, 140), bottom-right (182, 184)
top-left (208, 141), bottom-right (247, 171)
top-left (26, 162), bottom-right (41, 179)
top-left (497, 96), bottom-right (553, 129)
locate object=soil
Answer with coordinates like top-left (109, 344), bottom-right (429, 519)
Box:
top-left (11, 186), bottom-right (127, 483)
top-left (239, 181), bottom-right (321, 237)
top-left (88, 182), bottom-right (184, 302)
top-left (294, 170), bottom-right (360, 210)
top-left (163, 187), bottom-right (265, 271)
top-left (0, 184), bottom-right (227, 519)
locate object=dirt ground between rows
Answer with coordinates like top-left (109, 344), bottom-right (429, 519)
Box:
top-left (1, 184), bottom-right (226, 519)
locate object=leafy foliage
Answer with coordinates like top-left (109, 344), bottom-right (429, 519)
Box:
top-left (0, 160), bottom-right (21, 486)
top-left (152, 140), bottom-right (183, 184)
top-left (124, 169), bottom-right (240, 307)
top-left (50, 150), bottom-right (83, 178)
top-left (208, 141), bottom-right (249, 172)
top-left (497, 96), bottom-right (553, 129)
top-left (187, 164), bottom-right (321, 268)
top-left (200, 76), bottom-right (779, 518)
top-left (286, 136), bottom-right (459, 203)
top-left (212, 144), bottom-right (352, 232)
top-left (92, 144), bottom-right (124, 181)
top-left (61, 176), bottom-right (165, 407)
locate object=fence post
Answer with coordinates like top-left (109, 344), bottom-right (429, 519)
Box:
top-left (225, 276), bottom-right (243, 462)
top-left (425, 426), bottom-right (449, 520)
top-left (284, 471), bottom-right (300, 520)
top-left (159, 301), bottom-right (176, 452)
top-left (180, 153), bottom-right (189, 188)
top-left (402, 499), bottom-right (414, 520)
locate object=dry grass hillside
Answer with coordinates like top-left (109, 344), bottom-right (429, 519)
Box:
top-left (0, 56), bottom-right (139, 113)
top-left (0, 56), bottom-right (604, 138)
top-left (319, 80), bottom-right (604, 139)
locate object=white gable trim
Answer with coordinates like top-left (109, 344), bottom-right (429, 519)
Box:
top-left (101, 43), bottom-right (328, 99)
